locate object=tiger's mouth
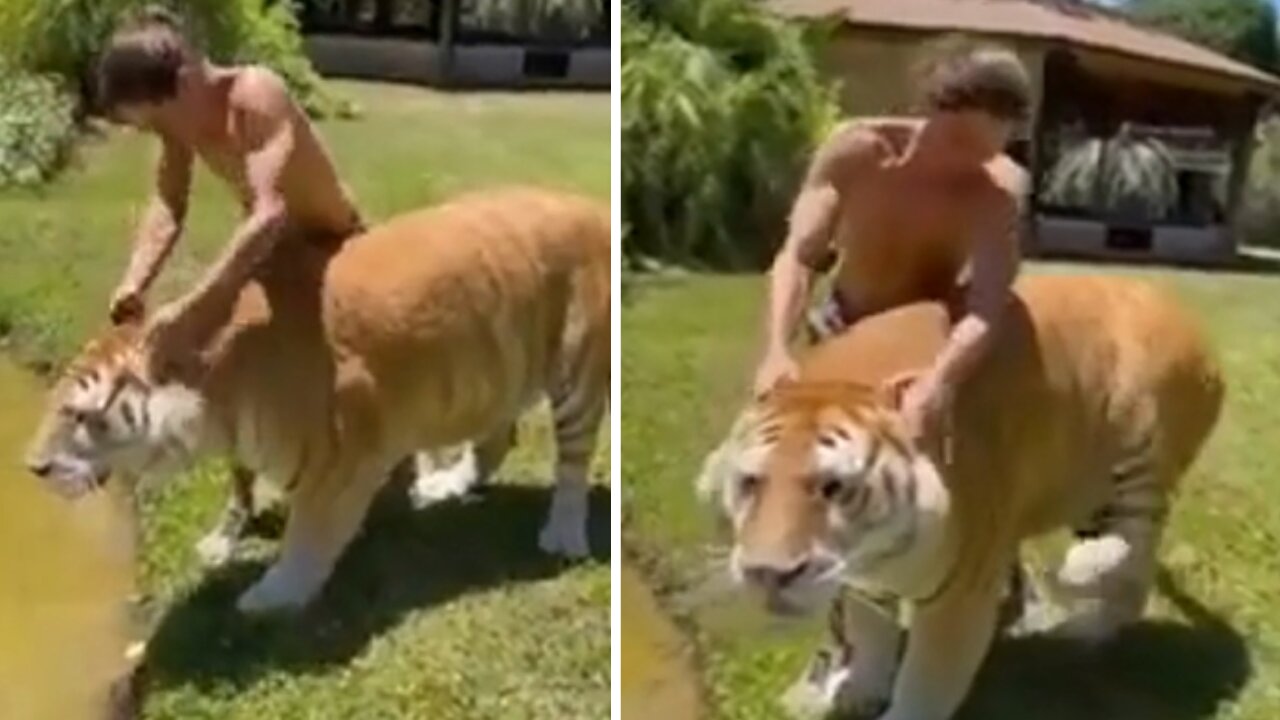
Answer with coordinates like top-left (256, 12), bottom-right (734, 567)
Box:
top-left (40, 464), bottom-right (111, 500)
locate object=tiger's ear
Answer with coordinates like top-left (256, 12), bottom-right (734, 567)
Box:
top-left (695, 410), bottom-right (752, 503)
top-left (878, 370), bottom-right (923, 410)
top-left (694, 443), bottom-right (729, 504)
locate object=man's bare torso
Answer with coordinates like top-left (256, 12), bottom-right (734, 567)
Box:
top-left (818, 118), bottom-right (1022, 316)
top-left (170, 66), bottom-right (361, 236)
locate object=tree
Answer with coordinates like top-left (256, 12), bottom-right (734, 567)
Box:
top-left (1122, 0), bottom-right (1279, 71)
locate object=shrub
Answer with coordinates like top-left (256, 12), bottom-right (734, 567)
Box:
top-left (1240, 118), bottom-right (1280, 248)
top-left (0, 66), bottom-right (76, 187)
top-left (622, 0), bottom-right (838, 269)
top-left (0, 0), bottom-right (351, 119)
top-left (1042, 126), bottom-right (1179, 219)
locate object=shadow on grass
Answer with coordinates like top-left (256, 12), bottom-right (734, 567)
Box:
top-left (142, 479), bottom-right (610, 692)
top-left (959, 567), bottom-right (1250, 720)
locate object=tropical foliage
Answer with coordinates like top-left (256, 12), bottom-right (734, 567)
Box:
top-left (622, 0), bottom-right (839, 269)
top-left (1121, 0), bottom-right (1278, 72)
top-left (1240, 119), bottom-right (1280, 248)
top-left (0, 0), bottom-right (350, 118)
top-left (0, 65), bottom-right (76, 187)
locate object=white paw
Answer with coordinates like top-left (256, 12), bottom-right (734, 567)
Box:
top-left (1058, 536), bottom-right (1131, 594)
top-left (781, 667), bottom-right (843, 719)
top-left (195, 532), bottom-right (237, 568)
top-left (407, 448), bottom-right (479, 509)
top-left (538, 517), bottom-right (590, 559)
top-left (834, 662), bottom-right (895, 718)
top-left (235, 564), bottom-right (318, 615)
top-left (1005, 598), bottom-right (1064, 638)
top-left (1046, 606), bottom-right (1122, 645)
top-left (538, 481), bottom-right (589, 558)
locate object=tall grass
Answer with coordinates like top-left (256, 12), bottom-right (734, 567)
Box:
top-left (621, 0), bottom-right (838, 269)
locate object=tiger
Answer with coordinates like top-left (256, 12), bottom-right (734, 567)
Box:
top-left (24, 185), bottom-right (611, 615)
top-left (696, 274), bottom-right (1222, 720)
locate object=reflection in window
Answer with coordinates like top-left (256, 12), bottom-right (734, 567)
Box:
top-left (457, 0), bottom-right (607, 45)
top-left (1039, 121), bottom-right (1229, 226)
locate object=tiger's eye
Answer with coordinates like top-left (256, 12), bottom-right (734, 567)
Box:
top-left (738, 473), bottom-right (761, 495)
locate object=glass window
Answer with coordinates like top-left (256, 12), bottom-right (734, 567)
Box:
top-left (1038, 120), bottom-right (1231, 226)
top-left (456, 0), bottom-right (607, 46)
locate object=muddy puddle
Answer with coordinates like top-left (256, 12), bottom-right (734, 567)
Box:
top-left (0, 359), bottom-right (134, 720)
top-left (621, 563), bottom-right (702, 720)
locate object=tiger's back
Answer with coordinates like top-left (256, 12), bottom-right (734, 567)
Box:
top-left (799, 274), bottom-right (1223, 544)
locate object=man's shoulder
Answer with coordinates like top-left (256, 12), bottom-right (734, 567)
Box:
top-left (814, 118), bottom-right (898, 175)
top-left (982, 154), bottom-right (1029, 208)
top-left (228, 66), bottom-right (292, 115)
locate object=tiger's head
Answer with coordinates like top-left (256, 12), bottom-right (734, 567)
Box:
top-left (697, 379), bottom-right (950, 616)
top-left (24, 323), bottom-right (207, 500)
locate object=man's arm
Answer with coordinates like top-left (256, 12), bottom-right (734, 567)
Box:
top-left (173, 72), bottom-right (292, 322)
top-left (923, 164), bottom-right (1027, 392)
top-left (114, 135), bottom-right (192, 312)
top-left (761, 124), bottom-right (879, 358)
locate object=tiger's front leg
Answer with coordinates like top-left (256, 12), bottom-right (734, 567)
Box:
top-left (875, 580), bottom-right (1001, 720)
top-left (783, 593), bottom-right (902, 719)
top-left (195, 464), bottom-right (256, 568)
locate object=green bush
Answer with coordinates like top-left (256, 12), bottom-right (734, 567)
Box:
top-left (622, 0), bottom-right (838, 269)
top-left (0, 0), bottom-right (351, 119)
top-left (1041, 127), bottom-right (1179, 219)
top-left (0, 66), bottom-right (76, 187)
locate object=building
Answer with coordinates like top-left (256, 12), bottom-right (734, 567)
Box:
top-left (769, 0), bottom-right (1280, 263)
top-left (297, 0), bottom-right (609, 89)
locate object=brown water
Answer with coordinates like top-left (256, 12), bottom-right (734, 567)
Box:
top-left (621, 564), bottom-right (703, 720)
top-left (0, 360), bottom-right (134, 720)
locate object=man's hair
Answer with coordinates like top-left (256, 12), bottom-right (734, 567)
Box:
top-left (97, 6), bottom-right (194, 111)
top-left (913, 35), bottom-right (1033, 121)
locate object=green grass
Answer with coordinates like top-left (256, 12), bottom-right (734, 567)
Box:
top-left (622, 264), bottom-right (1280, 720)
top-left (0, 81), bottom-right (610, 719)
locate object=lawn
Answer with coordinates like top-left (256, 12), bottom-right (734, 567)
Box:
top-left (0, 81), bottom-right (611, 719)
top-left (621, 263), bottom-right (1280, 720)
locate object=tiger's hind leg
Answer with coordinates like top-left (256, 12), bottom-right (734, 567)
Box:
top-left (407, 424), bottom-right (519, 508)
top-left (1053, 435), bottom-right (1171, 643)
top-left (537, 351), bottom-right (606, 559)
top-left (195, 464), bottom-right (256, 568)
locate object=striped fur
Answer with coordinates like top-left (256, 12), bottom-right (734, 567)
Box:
top-left (700, 275), bottom-right (1222, 720)
top-left (27, 186), bottom-right (610, 615)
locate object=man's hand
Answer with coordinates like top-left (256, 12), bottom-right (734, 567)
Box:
top-left (109, 283), bottom-right (146, 326)
top-left (753, 349), bottom-right (799, 399)
top-left (142, 299), bottom-right (201, 381)
top-left (884, 370), bottom-right (952, 445)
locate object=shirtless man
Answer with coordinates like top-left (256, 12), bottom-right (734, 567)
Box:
top-left (99, 8), bottom-right (364, 368)
top-left (96, 8), bottom-right (363, 565)
top-left (752, 41), bottom-right (1032, 444)
top-left (755, 42), bottom-right (1035, 717)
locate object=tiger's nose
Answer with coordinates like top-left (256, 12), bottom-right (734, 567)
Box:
top-left (742, 559), bottom-right (811, 590)
top-left (26, 458), bottom-right (52, 478)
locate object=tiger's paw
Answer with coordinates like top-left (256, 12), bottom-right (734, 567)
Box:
top-left (833, 664), bottom-right (894, 719)
top-left (782, 648), bottom-right (891, 720)
top-left (1057, 536), bottom-right (1131, 594)
top-left (537, 515), bottom-right (589, 559)
top-left (538, 484), bottom-right (589, 559)
top-left (1046, 607), bottom-right (1124, 646)
top-left (407, 449), bottom-right (480, 509)
top-left (235, 564), bottom-right (318, 615)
